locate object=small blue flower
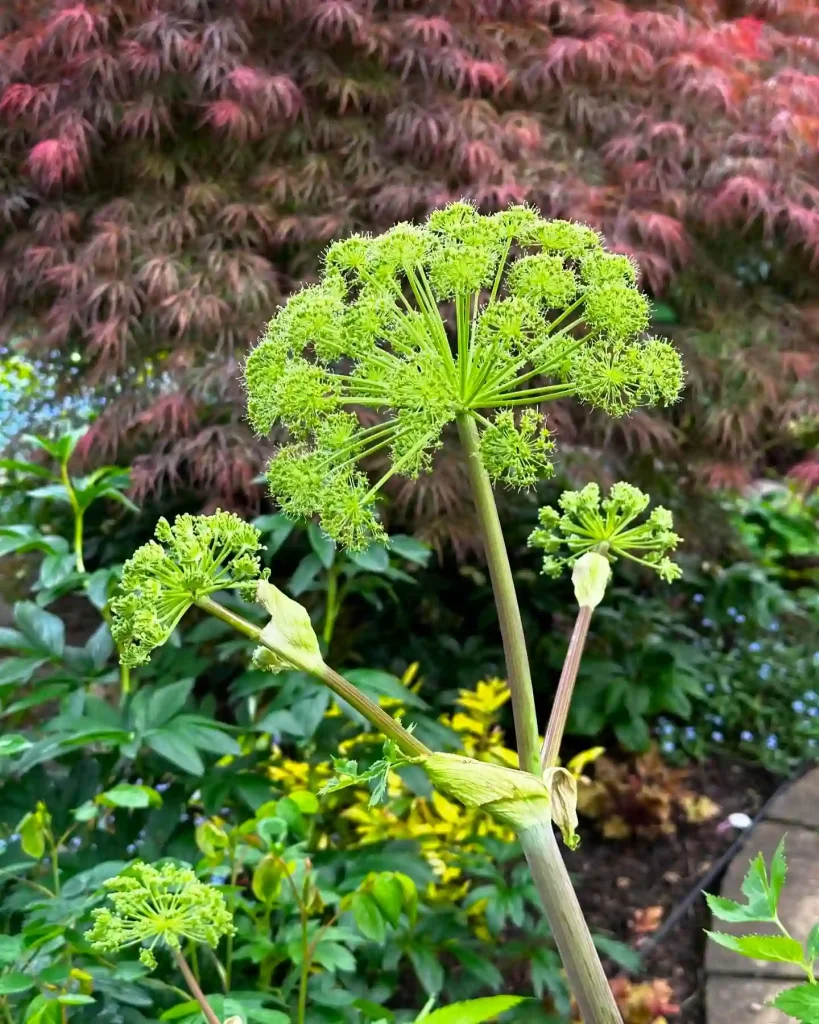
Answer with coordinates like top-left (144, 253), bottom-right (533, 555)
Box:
top-left (769, 620), bottom-right (780, 632)
top-left (759, 664), bottom-right (772, 680)
top-left (806, 691), bottom-right (818, 702)
top-left (69, 836), bottom-right (82, 850)
top-left (661, 723), bottom-right (675, 736)
top-left (684, 727), bottom-right (696, 741)
top-left (812, 652), bottom-right (819, 666)
top-left (711, 731), bottom-right (724, 742)
top-left (727, 606), bottom-right (737, 618)
top-left (748, 642), bottom-right (761, 653)
top-left (9, 833), bottom-right (19, 843)
top-left (713, 715), bottom-right (723, 725)
top-left (210, 873), bottom-right (228, 885)
top-left (808, 739), bottom-right (817, 749)
top-left (693, 593), bottom-right (704, 604)
top-left (736, 614), bottom-right (746, 623)
top-left (793, 700), bottom-right (806, 713)
top-left (126, 843), bottom-right (137, 854)
top-left (702, 618), bottom-right (714, 628)
top-left (809, 707), bottom-right (819, 718)
top-left (156, 781), bottom-right (171, 792)
top-left (705, 683), bottom-right (716, 694)
top-left (740, 730), bottom-right (754, 742)
top-left (194, 814), bottom-right (207, 827)
top-left (766, 735), bottom-right (778, 750)
top-left (661, 740), bottom-right (675, 753)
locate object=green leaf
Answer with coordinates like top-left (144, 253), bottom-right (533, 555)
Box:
top-left (0, 457), bottom-right (54, 478)
top-left (57, 995), bottom-right (95, 1005)
top-left (85, 622), bottom-right (114, 671)
top-left (251, 513), bottom-right (295, 555)
top-left (159, 1001), bottom-right (199, 1020)
top-left (0, 656), bottom-right (47, 688)
top-left (251, 854), bottom-right (282, 904)
top-left (408, 945), bottom-right (444, 995)
top-left (772, 983), bottom-right (819, 1022)
top-left (19, 812), bottom-right (46, 859)
top-left (38, 553), bottom-right (77, 591)
top-left (147, 679), bottom-right (195, 727)
top-left (348, 543), bottom-right (390, 573)
top-left (807, 924), bottom-right (819, 965)
top-left (146, 730), bottom-right (204, 775)
top-left (352, 892), bottom-right (386, 943)
top-left (706, 932), bottom-right (805, 965)
top-left (308, 522), bottom-right (336, 569)
top-left (98, 784), bottom-right (163, 809)
top-left (770, 836), bottom-right (788, 907)
top-left (387, 534), bottom-right (431, 566)
top-left (288, 553), bottom-right (323, 596)
top-left (742, 852), bottom-right (775, 916)
top-left (287, 789), bottom-right (319, 815)
top-left (248, 1012), bottom-right (290, 1024)
top-left (372, 874), bottom-right (404, 927)
top-left (705, 893), bottom-right (774, 925)
top-left (27, 483), bottom-right (72, 504)
top-left (14, 602), bottom-right (64, 656)
top-left (0, 734), bottom-right (31, 756)
top-left (419, 996), bottom-right (526, 1024)
top-left (613, 716), bottom-right (650, 752)
top-left (354, 999), bottom-right (396, 1022)
top-left (0, 972), bottom-right (34, 993)
top-left (0, 935), bottom-right (23, 964)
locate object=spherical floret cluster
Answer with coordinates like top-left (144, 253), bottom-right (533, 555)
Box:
top-left (244, 202), bottom-right (684, 549)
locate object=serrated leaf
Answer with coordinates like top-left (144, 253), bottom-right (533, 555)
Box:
top-left (705, 893), bottom-right (774, 924)
top-left (707, 932), bottom-right (805, 965)
top-left (771, 836), bottom-right (788, 907)
top-left (420, 996), bottom-right (526, 1024)
top-left (772, 983), bottom-right (819, 1022)
top-left (741, 852), bottom-right (773, 915)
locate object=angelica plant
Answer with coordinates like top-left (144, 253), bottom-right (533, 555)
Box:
top-left (113, 203), bottom-right (686, 1024)
top-left (88, 862), bottom-right (234, 1024)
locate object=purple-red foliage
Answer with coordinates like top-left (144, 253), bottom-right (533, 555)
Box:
top-left (1, 0), bottom-right (818, 537)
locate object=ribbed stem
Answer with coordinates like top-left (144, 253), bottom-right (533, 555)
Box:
top-left (174, 950), bottom-right (221, 1024)
top-left (520, 822), bottom-right (623, 1024)
top-left (541, 605), bottom-right (592, 770)
top-left (455, 413), bottom-right (540, 774)
top-left (455, 413), bottom-right (623, 1024)
top-left (194, 596), bottom-right (430, 759)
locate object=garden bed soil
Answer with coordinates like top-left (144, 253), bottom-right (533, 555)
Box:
top-left (570, 758), bottom-right (779, 1024)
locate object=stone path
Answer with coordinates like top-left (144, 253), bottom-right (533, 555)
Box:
top-left (706, 767), bottom-right (819, 1023)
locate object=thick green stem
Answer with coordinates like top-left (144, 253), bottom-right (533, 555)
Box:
top-left (455, 413), bottom-right (540, 775)
top-left (60, 461), bottom-right (85, 574)
top-left (455, 413), bottom-right (622, 1024)
top-left (194, 596), bottom-right (430, 759)
top-left (173, 950), bottom-right (221, 1024)
top-left (541, 606), bottom-right (592, 770)
top-left (521, 822), bottom-right (622, 1024)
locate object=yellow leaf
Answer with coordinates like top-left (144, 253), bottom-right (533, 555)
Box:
top-left (566, 746), bottom-right (605, 779)
top-left (431, 790), bottom-right (465, 825)
top-left (680, 794), bottom-right (720, 823)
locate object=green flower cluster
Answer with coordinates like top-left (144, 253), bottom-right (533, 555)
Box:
top-left (528, 482), bottom-right (682, 583)
top-left (244, 201), bottom-right (684, 550)
top-left (87, 861), bottom-right (235, 969)
top-left (111, 511), bottom-right (265, 666)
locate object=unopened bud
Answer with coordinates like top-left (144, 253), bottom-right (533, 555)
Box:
top-left (572, 551), bottom-right (611, 609)
top-left (254, 581), bottom-right (326, 675)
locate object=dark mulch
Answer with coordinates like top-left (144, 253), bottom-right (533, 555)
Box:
top-left (568, 758), bottom-right (782, 1023)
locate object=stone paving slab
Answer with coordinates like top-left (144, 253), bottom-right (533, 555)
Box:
top-left (765, 768), bottom-right (819, 829)
top-left (706, 823), bottom-right (819, 978)
top-left (706, 977), bottom-right (792, 1024)
top-left (706, 771), bottom-right (819, 1024)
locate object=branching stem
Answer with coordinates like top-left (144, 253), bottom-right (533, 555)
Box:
top-left (541, 606), bottom-right (592, 770)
